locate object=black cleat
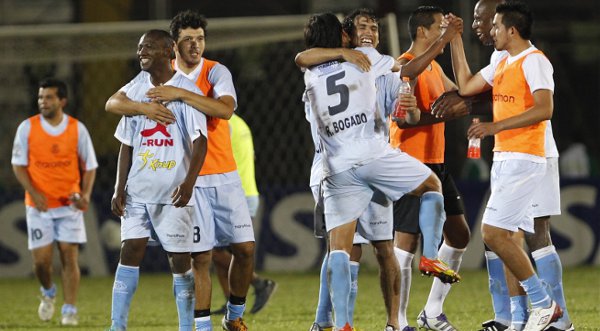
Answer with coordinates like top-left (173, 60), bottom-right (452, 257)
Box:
top-left (250, 279), bottom-right (277, 314)
top-left (479, 319), bottom-right (509, 331)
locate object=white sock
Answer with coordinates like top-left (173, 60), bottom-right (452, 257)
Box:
top-left (424, 242), bottom-right (465, 317)
top-left (394, 247), bottom-right (414, 329)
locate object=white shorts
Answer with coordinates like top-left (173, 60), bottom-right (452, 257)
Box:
top-left (120, 201), bottom-right (194, 253)
top-left (531, 157), bottom-right (561, 218)
top-left (482, 159), bottom-right (546, 233)
top-left (246, 195), bottom-right (260, 218)
top-left (192, 182), bottom-right (255, 252)
top-left (26, 206), bottom-right (86, 250)
top-left (323, 150), bottom-right (431, 241)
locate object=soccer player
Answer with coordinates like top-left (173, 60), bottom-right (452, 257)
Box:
top-left (449, 2), bottom-right (563, 330)
top-left (389, 6), bottom-right (470, 331)
top-left (106, 10), bottom-right (255, 331)
top-left (469, 1), bottom-right (573, 330)
top-left (108, 29), bottom-right (208, 331)
top-left (303, 12), bottom-right (457, 331)
top-left (12, 78), bottom-right (97, 326)
top-left (209, 113), bottom-right (277, 315)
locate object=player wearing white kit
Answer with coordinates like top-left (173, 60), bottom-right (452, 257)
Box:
top-left (108, 30), bottom-right (208, 331)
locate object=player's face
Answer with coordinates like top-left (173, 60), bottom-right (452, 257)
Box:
top-left (176, 28), bottom-right (205, 66)
top-left (472, 1), bottom-right (495, 46)
top-left (352, 16), bottom-right (379, 48)
top-left (37, 87), bottom-right (64, 119)
top-left (137, 34), bottom-right (167, 72)
top-left (424, 13), bottom-right (445, 52)
top-left (491, 14), bottom-right (508, 50)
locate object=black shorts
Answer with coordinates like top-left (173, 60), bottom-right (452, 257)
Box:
top-left (393, 163), bottom-right (464, 234)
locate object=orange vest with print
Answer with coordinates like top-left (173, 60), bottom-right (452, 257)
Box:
top-left (26, 115), bottom-right (80, 208)
top-left (389, 52), bottom-right (445, 163)
top-left (492, 50), bottom-right (546, 156)
top-left (194, 58), bottom-right (237, 175)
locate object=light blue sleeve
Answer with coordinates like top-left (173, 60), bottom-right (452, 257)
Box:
top-left (11, 120), bottom-right (31, 166)
top-left (376, 73), bottom-right (401, 117)
top-left (207, 63), bottom-right (238, 109)
top-left (114, 116), bottom-right (135, 146)
top-left (76, 122), bottom-right (99, 171)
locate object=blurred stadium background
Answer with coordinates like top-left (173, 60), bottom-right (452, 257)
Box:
top-left (0, 0), bottom-right (599, 278)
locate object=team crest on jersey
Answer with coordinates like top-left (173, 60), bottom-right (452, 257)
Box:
top-left (51, 144), bottom-right (60, 154)
top-left (140, 122), bottom-right (174, 147)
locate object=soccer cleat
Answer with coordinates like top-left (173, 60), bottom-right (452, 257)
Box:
top-left (417, 310), bottom-right (458, 331)
top-left (337, 323), bottom-right (353, 331)
top-left (544, 324), bottom-right (574, 331)
top-left (401, 327), bottom-right (417, 331)
top-left (383, 325), bottom-right (399, 331)
top-left (61, 312), bottom-right (79, 326)
top-left (418, 256), bottom-right (461, 284)
top-left (523, 301), bottom-right (563, 331)
top-left (479, 320), bottom-right (509, 331)
top-left (309, 322), bottom-right (333, 331)
top-left (250, 279), bottom-right (277, 314)
top-left (222, 316), bottom-right (248, 331)
top-left (211, 303), bottom-right (227, 315)
top-left (38, 295), bottom-right (55, 321)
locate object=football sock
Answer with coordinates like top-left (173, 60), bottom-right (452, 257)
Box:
top-left (173, 269), bottom-right (195, 331)
top-left (510, 295), bottom-right (528, 331)
top-left (419, 192), bottom-right (445, 259)
top-left (348, 262), bottom-right (360, 325)
top-left (61, 304), bottom-right (77, 315)
top-left (394, 247), bottom-right (414, 329)
top-left (315, 253), bottom-right (333, 326)
top-left (424, 242), bottom-right (465, 317)
top-left (194, 316), bottom-right (212, 331)
top-left (226, 295), bottom-right (246, 321)
top-left (328, 250), bottom-right (351, 328)
top-left (532, 245), bottom-right (571, 326)
top-left (40, 284), bottom-right (56, 298)
top-left (111, 264), bottom-right (139, 329)
top-left (519, 275), bottom-right (551, 309)
top-left (485, 251), bottom-right (511, 325)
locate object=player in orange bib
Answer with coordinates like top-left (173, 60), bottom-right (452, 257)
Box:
top-left (449, 2), bottom-right (562, 330)
top-left (12, 78), bottom-right (98, 326)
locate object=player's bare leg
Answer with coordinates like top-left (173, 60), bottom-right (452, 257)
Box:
top-left (372, 239), bottom-right (400, 330)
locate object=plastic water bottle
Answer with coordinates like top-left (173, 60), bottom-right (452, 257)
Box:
top-left (467, 118), bottom-right (481, 159)
top-left (393, 76), bottom-right (412, 119)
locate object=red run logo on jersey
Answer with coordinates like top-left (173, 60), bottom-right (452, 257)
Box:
top-left (141, 123), bottom-right (173, 147)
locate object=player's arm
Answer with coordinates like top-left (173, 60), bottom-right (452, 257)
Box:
top-left (294, 48), bottom-right (371, 72)
top-left (468, 89), bottom-right (553, 139)
top-left (172, 135), bottom-right (207, 207)
top-left (111, 143), bottom-right (132, 217)
top-left (70, 168), bottom-right (96, 212)
top-left (12, 165), bottom-right (47, 212)
top-left (450, 35), bottom-right (491, 96)
top-left (394, 93), bottom-right (420, 125)
top-left (105, 90), bottom-right (176, 125)
top-left (146, 86), bottom-right (235, 120)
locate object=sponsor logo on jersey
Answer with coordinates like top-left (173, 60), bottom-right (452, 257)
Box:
top-left (324, 112), bottom-right (368, 137)
top-left (138, 150), bottom-right (176, 171)
top-left (493, 93), bottom-right (515, 103)
top-left (34, 160), bottom-right (71, 168)
top-left (141, 123), bottom-right (173, 147)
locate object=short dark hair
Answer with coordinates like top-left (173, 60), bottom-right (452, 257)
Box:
top-left (304, 13), bottom-right (343, 49)
top-left (496, 1), bottom-right (533, 39)
top-left (408, 6), bottom-right (444, 41)
top-left (170, 10), bottom-right (208, 41)
top-left (39, 78), bottom-right (67, 99)
top-left (144, 29), bottom-right (176, 59)
top-left (342, 8), bottom-right (378, 39)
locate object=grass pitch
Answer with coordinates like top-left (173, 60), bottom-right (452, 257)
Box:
top-left (0, 267), bottom-right (598, 330)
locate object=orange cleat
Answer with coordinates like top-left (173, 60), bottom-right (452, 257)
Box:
top-left (222, 316), bottom-right (248, 331)
top-left (419, 256), bottom-right (461, 284)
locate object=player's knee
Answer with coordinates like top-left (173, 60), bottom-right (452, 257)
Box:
top-left (231, 241), bottom-right (255, 260)
top-left (443, 216), bottom-right (471, 249)
top-left (413, 173), bottom-right (442, 196)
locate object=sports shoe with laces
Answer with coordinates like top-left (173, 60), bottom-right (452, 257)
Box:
top-left (523, 301), bottom-right (563, 331)
top-left (309, 322), bottom-right (333, 331)
top-left (480, 319), bottom-right (509, 331)
top-left (250, 278), bottom-right (277, 314)
top-left (38, 295), bottom-right (55, 321)
top-left (61, 312), bottom-right (79, 326)
top-left (222, 316), bottom-right (248, 331)
top-left (417, 310), bottom-right (458, 331)
top-left (544, 324), bottom-right (574, 331)
top-left (418, 256), bottom-right (461, 284)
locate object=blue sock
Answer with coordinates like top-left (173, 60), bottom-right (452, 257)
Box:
top-left (519, 275), bottom-right (551, 309)
top-left (328, 250), bottom-right (351, 328)
top-left (485, 251), bottom-right (511, 325)
top-left (61, 304), bottom-right (77, 315)
top-left (419, 192), bottom-right (445, 259)
top-left (40, 284), bottom-right (56, 298)
top-left (348, 262), bottom-right (360, 325)
top-left (173, 270), bottom-right (195, 331)
top-left (510, 295), bottom-right (528, 331)
top-left (194, 316), bottom-right (212, 331)
top-left (533, 245), bottom-right (571, 325)
top-left (315, 253), bottom-right (333, 326)
top-left (226, 301), bottom-right (245, 321)
top-left (111, 264), bottom-right (139, 329)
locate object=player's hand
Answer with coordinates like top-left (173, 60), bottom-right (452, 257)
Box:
top-left (146, 85), bottom-right (183, 103)
top-left (69, 192), bottom-right (89, 211)
top-left (111, 190), bottom-right (126, 217)
top-left (171, 182), bottom-right (194, 207)
top-left (141, 102), bottom-right (175, 125)
top-left (341, 49), bottom-right (371, 72)
top-left (442, 13), bottom-right (463, 40)
top-left (467, 121), bottom-right (500, 139)
top-left (30, 190), bottom-right (48, 212)
top-left (432, 91), bottom-right (470, 118)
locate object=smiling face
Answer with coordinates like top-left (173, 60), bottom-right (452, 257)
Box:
top-left (176, 27), bottom-right (205, 67)
top-left (352, 15), bottom-right (379, 48)
top-left (137, 33), bottom-right (168, 72)
top-left (472, 0), bottom-right (497, 46)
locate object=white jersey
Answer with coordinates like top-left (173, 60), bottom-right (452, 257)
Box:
top-left (304, 47), bottom-right (395, 177)
top-left (480, 48), bottom-right (559, 158)
top-left (114, 71), bottom-right (207, 205)
top-left (306, 71), bottom-right (402, 186)
top-left (174, 58), bottom-right (238, 109)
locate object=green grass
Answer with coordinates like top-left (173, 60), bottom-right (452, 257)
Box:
top-left (0, 267), bottom-right (598, 330)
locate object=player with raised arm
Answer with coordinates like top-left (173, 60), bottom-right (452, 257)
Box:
top-left (107, 29), bottom-right (208, 331)
top-left (449, 2), bottom-right (563, 330)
